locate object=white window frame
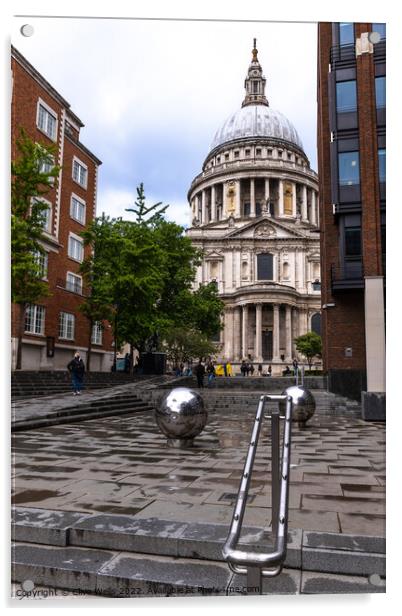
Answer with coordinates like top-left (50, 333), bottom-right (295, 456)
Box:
top-left (59, 312), bottom-right (75, 340)
top-left (91, 321), bottom-right (103, 346)
top-left (36, 98), bottom-right (58, 141)
top-left (68, 232), bottom-right (84, 263)
top-left (66, 271), bottom-right (83, 294)
top-left (70, 193), bottom-right (86, 225)
top-left (72, 156), bottom-right (88, 189)
top-left (31, 197), bottom-right (52, 234)
top-left (33, 249), bottom-right (48, 280)
top-left (25, 304), bottom-right (46, 335)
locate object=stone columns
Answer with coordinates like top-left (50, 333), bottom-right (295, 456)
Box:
top-left (292, 183), bottom-right (297, 217)
top-left (211, 185), bottom-right (216, 222)
top-left (235, 179), bottom-right (241, 217)
top-left (278, 180), bottom-right (284, 216)
top-left (301, 185), bottom-right (308, 221)
top-left (255, 303), bottom-right (262, 361)
top-left (285, 305), bottom-right (292, 361)
top-left (241, 304), bottom-right (249, 359)
top-left (233, 306), bottom-right (241, 360)
top-left (264, 178), bottom-right (272, 214)
top-left (250, 178), bottom-right (256, 217)
top-left (201, 190), bottom-right (206, 224)
top-left (224, 308), bottom-right (233, 360)
top-left (311, 190), bottom-right (317, 226)
top-left (292, 307), bottom-right (298, 356)
top-left (273, 303), bottom-right (280, 361)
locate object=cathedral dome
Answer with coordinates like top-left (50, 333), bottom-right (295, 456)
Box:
top-left (210, 104), bottom-right (304, 152)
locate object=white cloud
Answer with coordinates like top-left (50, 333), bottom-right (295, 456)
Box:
top-left (12, 17), bottom-right (319, 216)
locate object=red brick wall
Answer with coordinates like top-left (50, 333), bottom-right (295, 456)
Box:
top-left (11, 51), bottom-right (113, 363)
top-left (317, 23), bottom-right (384, 374)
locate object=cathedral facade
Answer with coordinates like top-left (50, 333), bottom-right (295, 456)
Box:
top-left (187, 41), bottom-right (321, 374)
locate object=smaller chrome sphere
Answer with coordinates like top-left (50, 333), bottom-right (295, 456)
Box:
top-left (155, 387), bottom-right (208, 441)
top-left (279, 385), bottom-right (316, 424)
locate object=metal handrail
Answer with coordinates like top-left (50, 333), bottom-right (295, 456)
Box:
top-left (222, 394), bottom-right (293, 586)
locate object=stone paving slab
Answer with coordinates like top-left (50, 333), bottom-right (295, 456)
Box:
top-left (11, 409), bottom-right (386, 538)
top-left (301, 570), bottom-right (385, 594)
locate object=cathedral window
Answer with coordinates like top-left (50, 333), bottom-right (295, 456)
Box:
top-left (234, 151), bottom-right (239, 158)
top-left (245, 149), bottom-right (250, 157)
top-left (278, 150), bottom-right (283, 158)
top-left (256, 148), bottom-right (261, 156)
top-left (283, 262), bottom-right (290, 279)
top-left (257, 253), bottom-right (274, 281)
top-left (267, 149), bottom-right (272, 157)
top-left (225, 153), bottom-right (229, 161)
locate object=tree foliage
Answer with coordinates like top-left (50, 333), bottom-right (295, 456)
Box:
top-left (162, 327), bottom-right (220, 366)
top-left (294, 331), bottom-right (322, 369)
top-left (80, 184), bottom-right (225, 368)
top-left (11, 129), bottom-right (60, 368)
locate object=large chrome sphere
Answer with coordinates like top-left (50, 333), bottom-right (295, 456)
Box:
top-left (155, 387), bottom-right (208, 441)
top-left (279, 385), bottom-right (316, 424)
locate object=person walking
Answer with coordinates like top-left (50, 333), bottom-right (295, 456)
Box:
top-left (194, 360), bottom-right (205, 388)
top-left (249, 363), bottom-right (255, 376)
top-left (207, 361), bottom-right (216, 387)
top-left (257, 363), bottom-right (263, 377)
top-left (240, 360), bottom-right (247, 377)
top-left (267, 364), bottom-right (272, 377)
top-left (292, 358), bottom-right (299, 378)
top-left (67, 352), bottom-right (85, 395)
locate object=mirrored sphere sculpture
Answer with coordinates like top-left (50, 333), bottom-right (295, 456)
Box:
top-left (155, 387), bottom-right (208, 447)
top-left (279, 385), bottom-right (316, 424)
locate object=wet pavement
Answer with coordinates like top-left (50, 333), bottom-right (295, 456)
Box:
top-left (11, 409), bottom-right (385, 536)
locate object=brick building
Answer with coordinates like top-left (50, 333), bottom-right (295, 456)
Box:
top-left (317, 23), bottom-right (385, 418)
top-left (11, 46), bottom-right (114, 371)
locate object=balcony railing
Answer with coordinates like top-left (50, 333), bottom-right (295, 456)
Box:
top-left (331, 262), bottom-right (364, 291)
top-left (190, 158), bottom-right (318, 190)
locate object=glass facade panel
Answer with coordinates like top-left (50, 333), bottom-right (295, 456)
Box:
top-left (336, 81), bottom-right (357, 112)
top-left (338, 152), bottom-right (360, 186)
top-left (344, 228), bottom-right (361, 256)
top-left (378, 149), bottom-right (386, 182)
top-left (339, 23), bottom-right (354, 45)
top-left (375, 76), bottom-right (386, 109)
top-left (372, 23), bottom-right (386, 39)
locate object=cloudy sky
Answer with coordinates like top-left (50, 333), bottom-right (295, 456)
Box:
top-left (12, 17), bottom-right (317, 227)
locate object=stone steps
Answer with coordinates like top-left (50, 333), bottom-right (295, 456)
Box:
top-left (141, 389), bottom-right (361, 417)
top-left (11, 506), bottom-right (385, 596)
top-left (12, 396), bottom-right (154, 431)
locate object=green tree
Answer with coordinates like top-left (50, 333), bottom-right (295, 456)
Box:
top-left (80, 214), bottom-right (116, 371)
top-left (80, 214), bottom-right (164, 370)
top-left (163, 327), bottom-right (219, 367)
top-left (188, 282), bottom-right (224, 340)
top-left (294, 331), bottom-right (322, 370)
top-left (11, 129), bottom-right (60, 369)
top-left (125, 182), bottom-right (168, 225)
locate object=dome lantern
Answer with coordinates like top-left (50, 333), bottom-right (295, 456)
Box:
top-left (242, 38), bottom-right (269, 108)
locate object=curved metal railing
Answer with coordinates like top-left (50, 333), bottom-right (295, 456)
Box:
top-left (222, 394), bottom-right (293, 590)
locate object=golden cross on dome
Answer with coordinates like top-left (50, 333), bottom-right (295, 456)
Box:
top-left (252, 38), bottom-right (258, 61)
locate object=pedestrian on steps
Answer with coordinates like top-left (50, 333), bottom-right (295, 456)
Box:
top-left (67, 352), bottom-right (85, 395)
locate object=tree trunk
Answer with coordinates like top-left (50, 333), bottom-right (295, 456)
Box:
top-left (15, 303), bottom-right (26, 370)
top-left (129, 343), bottom-right (134, 375)
top-left (86, 317), bottom-right (93, 372)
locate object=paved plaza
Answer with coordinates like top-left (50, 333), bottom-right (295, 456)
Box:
top-left (12, 406), bottom-right (385, 536)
